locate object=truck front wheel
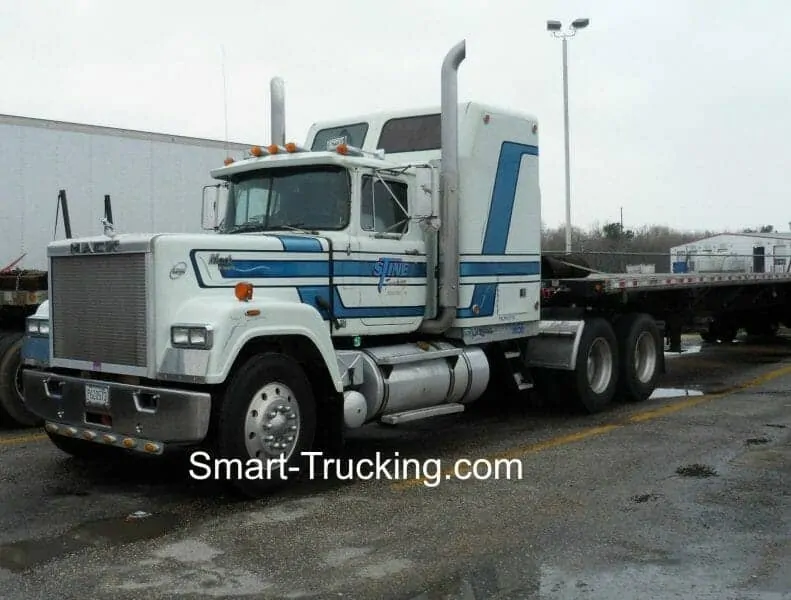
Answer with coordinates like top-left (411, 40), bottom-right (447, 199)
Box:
top-left (216, 353), bottom-right (317, 498)
top-left (614, 313), bottom-right (662, 403)
top-left (566, 317), bottom-right (619, 414)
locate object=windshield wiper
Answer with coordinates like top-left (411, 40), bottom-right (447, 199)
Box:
top-left (266, 224), bottom-right (317, 234)
top-left (227, 222), bottom-right (318, 235)
top-left (227, 222), bottom-right (267, 234)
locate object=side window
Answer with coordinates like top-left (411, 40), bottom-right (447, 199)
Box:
top-left (360, 175), bottom-right (409, 234)
top-left (377, 114), bottom-right (441, 153)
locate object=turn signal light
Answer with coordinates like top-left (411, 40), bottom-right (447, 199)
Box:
top-left (235, 282), bottom-right (254, 301)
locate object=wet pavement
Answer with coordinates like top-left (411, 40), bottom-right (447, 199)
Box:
top-left (0, 334), bottom-right (789, 598)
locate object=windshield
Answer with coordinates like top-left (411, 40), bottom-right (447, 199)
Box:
top-left (222, 165), bottom-right (350, 233)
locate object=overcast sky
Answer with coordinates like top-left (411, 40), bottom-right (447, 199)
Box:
top-left (2, 0), bottom-right (789, 234)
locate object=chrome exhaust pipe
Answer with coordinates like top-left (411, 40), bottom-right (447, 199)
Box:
top-left (421, 39), bottom-right (466, 334)
top-left (270, 76), bottom-right (285, 145)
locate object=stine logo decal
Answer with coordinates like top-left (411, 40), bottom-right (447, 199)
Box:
top-left (373, 257), bottom-right (410, 292)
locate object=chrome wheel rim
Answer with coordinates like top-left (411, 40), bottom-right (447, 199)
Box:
top-left (634, 331), bottom-right (657, 384)
top-left (586, 337), bottom-right (613, 395)
top-left (244, 382), bottom-right (300, 461)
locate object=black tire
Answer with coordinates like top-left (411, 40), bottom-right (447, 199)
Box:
top-left (565, 317), bottom-right (619, 413)
top-left (707, 320), bottom-right (738, 343)
top-left (0, 332), bottom-right (43, 428)
top-left (614, 313), bottom-right (662, 403)
top-left (46, 430), bottom-right (123, 460)
top-left (214, 352), bottom-right (317, 498)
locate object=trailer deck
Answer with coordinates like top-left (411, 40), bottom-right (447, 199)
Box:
top-left (544, 269), bottom-right (791, 297)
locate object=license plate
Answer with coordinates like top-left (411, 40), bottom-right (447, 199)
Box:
top-left (84, 384), bottom-right (110, 410)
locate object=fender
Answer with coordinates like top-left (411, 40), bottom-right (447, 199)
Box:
top-left (159, 296), bottom-right (343, 390)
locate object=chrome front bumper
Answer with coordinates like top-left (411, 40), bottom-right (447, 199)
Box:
top-left (23, 370), bottom-right (212, 452)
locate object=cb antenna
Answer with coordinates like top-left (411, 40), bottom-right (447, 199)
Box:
top-left (221, 45), bottom-right (229, 155)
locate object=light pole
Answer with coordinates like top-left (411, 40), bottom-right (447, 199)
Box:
top-left (547, 17), bottom-right (589, 254)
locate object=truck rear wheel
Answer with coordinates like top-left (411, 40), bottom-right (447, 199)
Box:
top-left (0, 332), bottom-right (43, 428)
top-left (614, 313), bottom-right (662, 403)
top-left (215, 353), bottom-right (317, 498)
top-left (566, 317), bottom-right (619, 413)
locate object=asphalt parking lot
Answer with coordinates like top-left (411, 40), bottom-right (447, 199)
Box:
top-left (0, 335), bottom-right (790, 599)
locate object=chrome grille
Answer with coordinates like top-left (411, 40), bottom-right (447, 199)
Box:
top-left (51, 253), bottom-right (148, 368)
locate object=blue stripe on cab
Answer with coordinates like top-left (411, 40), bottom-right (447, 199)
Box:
top-left (219, 259), bottom-right (429, 280)
top-left (270, 235), bottom-right (324, 252)
top-left (218, 259), bottom-right (534, 280)
top-left (220, 260), bottom-right (329, 278)
top-left (460, 261), bottom-right (540, 277)
top-left (481, 141), bottom-right (539, 256)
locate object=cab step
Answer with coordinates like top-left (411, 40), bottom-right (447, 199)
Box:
top-left (379, 404), bottom-right (465, 425)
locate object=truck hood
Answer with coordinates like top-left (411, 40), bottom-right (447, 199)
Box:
top-left (47, 231), bottom-right (330, 257)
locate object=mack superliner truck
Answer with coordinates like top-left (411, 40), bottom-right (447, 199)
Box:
top-left (23, 40), bottom-right (791, 497)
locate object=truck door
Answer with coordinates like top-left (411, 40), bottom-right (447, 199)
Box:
top-left (350, 171), bottom-right (427, 328)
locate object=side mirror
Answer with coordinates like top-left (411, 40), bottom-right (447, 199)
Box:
top-left (202, 183), bottom-right (228, 230)
top-left (412, 163), bottom-right (440, 230)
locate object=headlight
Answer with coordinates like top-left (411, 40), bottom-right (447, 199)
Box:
top-left (26, 318), bottom-right (50, 336)
top-left (171, 325), bottom-right (213, 349)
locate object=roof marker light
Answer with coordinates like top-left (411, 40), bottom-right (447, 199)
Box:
top-left (223, 157), bottom-right (234, 165)
top-left (334, 143), bottom-right (365, 157)
top-left (250, 146), bottom-right (264, 156)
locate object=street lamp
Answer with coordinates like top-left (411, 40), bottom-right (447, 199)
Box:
top-left (547, 17), bottom-right (589, 254)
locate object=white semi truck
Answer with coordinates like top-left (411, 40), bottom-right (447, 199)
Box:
top-left (0, 114), bottom-right (250, 427)
top-left (22, 41), bottom-right (791, 497)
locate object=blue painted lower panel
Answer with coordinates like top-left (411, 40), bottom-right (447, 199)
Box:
top-left (21, 334), bottom-right (49, 366)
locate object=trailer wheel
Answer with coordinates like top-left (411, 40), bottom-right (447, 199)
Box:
top-left (0, 332), bottom-right (43, 428)
top-left (566, 318), bottom-right (619, 413)
top-left (215, 352), bottom-right (317, 498)
top-left (614, 313), bottom-right (662, 403)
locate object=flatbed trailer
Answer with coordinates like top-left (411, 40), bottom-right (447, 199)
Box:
top-left (541, 269), bottom-right (791, 350)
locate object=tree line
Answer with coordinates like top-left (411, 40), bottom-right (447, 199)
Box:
top-left (541, 222), bottom-right (776, 273)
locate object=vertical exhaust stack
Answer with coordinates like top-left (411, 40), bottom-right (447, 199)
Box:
top-left (421, 39), bottom-right (466, 334)
top-left (270, 76), bottom-right (286, 146)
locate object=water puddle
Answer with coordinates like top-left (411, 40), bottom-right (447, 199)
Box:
top-left (665, 345), bottom-right (702, 358)
top-left (649, 388), bottom-right (705, 399)
top-left (0, 511), bottom-right (178, 572)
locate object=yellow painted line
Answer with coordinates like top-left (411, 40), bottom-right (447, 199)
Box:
top-left (391, 361), bottom-right (791, 490)
top-left (0, 431), bottom-right (46, 446)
